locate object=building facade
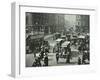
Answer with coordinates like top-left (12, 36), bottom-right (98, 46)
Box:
top-left (26, 13), bottom-right (65, 36)
top-left (75, 15), bottom-right (90, 33)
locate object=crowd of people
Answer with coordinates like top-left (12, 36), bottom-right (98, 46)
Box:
top-left (55, 43), bottom-right (72, 64)
top-left (32, 42), bottom-right (50, 67)
top-left (27, 32), bottom-right (90, 67)
top-left (54, 33), bottom-right (90, 65)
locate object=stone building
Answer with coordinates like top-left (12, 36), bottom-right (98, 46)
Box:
top-left (26, 12), bottom-right (65, 35)
top-left (75, 15), bottom-right (90, 33)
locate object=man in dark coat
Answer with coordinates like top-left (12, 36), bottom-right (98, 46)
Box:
top-left (40, 48), bottom-right (44, 59)
top-left (78, 57), bottom-right (81, 65)
top-left (44, 54), bottom-right (48, 66)
top-left (56, 52), bottom-right (59, 64)
top-left (66, 53), bottom-right (71, 63)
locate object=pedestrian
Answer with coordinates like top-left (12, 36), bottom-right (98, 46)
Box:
top-left (82, 51), bottom-right (86, 64)
top-left (44, 54), bottom-right (48, 66)
top-left (56, 52), bottom-right (59, 64)
top-left (78, 57), bottom-right (81, 65)
top-left (37, 57), bottom-right (41, 66)
top-left (66, 53), bottom-right (71, 63)
top-left (40, 48), bottom-right (44, 59)
top-left (45, 47), bottom-right (49, 53)
top-left (32, 58), bottom-right (38, 67)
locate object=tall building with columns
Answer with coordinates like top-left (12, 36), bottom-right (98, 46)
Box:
top-left (26, 13), bottom-right (65, 35)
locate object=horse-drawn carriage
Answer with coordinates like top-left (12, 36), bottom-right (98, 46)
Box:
top-left (55, 41), bottom-right (71, 61)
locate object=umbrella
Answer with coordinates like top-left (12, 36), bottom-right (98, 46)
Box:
top-left (78, 35), bottom-right (85, 39)
top-left (61, 41), bottom-right (70, 47)
top-left (61, 35), bottom-right (66, 37)
top-left (55, 32), bottom-right (60, 34)
top-left (56, 38), bottom-right (64, 42)
top-left (71, 48), bottom-right (78, 52)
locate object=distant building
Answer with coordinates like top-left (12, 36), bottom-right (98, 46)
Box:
top-left (26, 13), bottom-right (65, 36)
top-left (75, 15), bottom-right (90, 33)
